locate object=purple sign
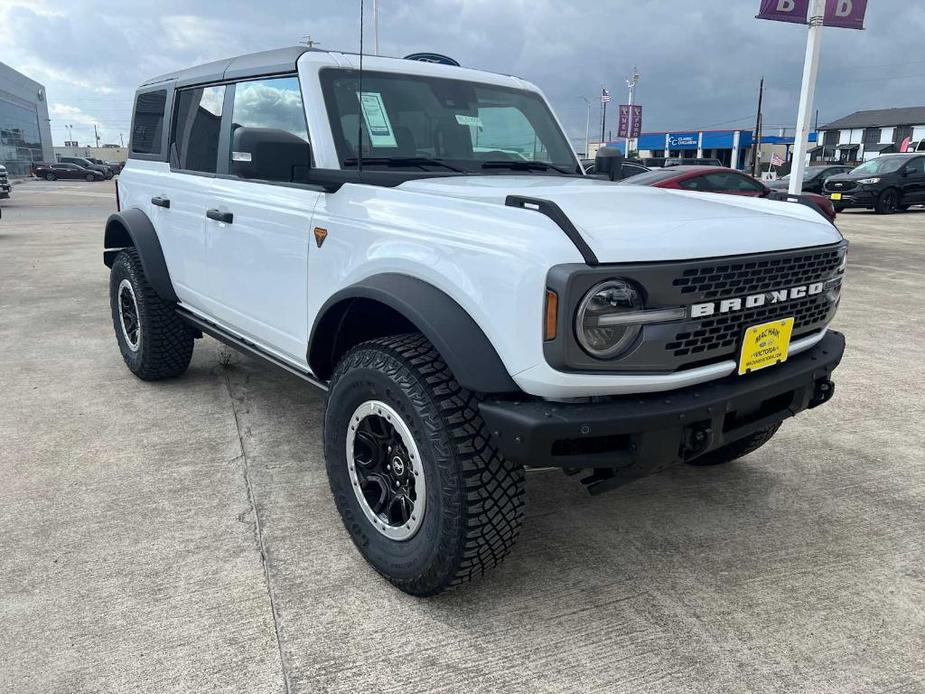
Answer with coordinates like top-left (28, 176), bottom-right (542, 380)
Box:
top-left (617, 105), bottom-right (630, 138)
top-left (825, 0), bottom-right (867, 29)
top-left (630, 105), bottom-right (643, 138)
top-left (756, 0), bottom-right (809, 24)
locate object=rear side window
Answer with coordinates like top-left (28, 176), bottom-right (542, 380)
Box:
top-left (170, 85), bottom-right (225, 173)
top-left (131, 90), bottom-right (167, 155)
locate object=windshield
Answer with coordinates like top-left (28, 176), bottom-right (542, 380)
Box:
top-left (851, 157), bottom-right (907, 175)
top-left (320, 69), bottom-right (580, 174)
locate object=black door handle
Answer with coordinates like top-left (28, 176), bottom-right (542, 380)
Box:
top-left (151, 196), bottom-right (170, 208)
top-left (206, 208), bottom-right (233, 224)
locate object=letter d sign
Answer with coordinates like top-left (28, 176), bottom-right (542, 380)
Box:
top-left (824, 0), bottom-right (867, 29)
top-left (777, 0), bottom-right (795, 10)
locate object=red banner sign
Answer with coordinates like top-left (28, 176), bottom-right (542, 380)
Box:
top-left (617, 105), bottom-right (630, 138)
top-left (630, 105), bottom-right (643, 138)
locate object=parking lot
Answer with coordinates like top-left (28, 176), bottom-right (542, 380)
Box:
top-left (1, 179), bottom-right (922, 693)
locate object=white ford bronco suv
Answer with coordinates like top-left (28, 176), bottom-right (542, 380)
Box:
top-left (106, 47), bottom-right (846, 595)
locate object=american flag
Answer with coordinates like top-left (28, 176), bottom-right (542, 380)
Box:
top-left (771, 152), bottom-right (785, 167)
top-left (601, 88), bottom-right (612, 104)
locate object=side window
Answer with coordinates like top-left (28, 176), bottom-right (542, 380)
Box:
top-left (905, 158), bottom-right (925, 175)
top-left (131, 90), bottom-right (167, 155)
top-left (170, 85), bottom-right (225, 173)
top-left (678, 176), bottom-right (709, 191)
top-left (228, 76), bottom-right (309, 183)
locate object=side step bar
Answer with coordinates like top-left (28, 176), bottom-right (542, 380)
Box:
top-left (176, 308), bottom-right (329, 393)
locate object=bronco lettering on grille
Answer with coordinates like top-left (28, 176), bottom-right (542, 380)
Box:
top-left (690, 282), bottom-right (825, 318)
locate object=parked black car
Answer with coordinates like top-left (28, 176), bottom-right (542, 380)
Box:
top-left (33, 162), bottom-right (105, 181)
top-left (581, 158), bottom-right (649, 179)
top-left (824, 154), bottom-right (925, 214)
top-left (0, 164), bottom-right (10, 199)
top-left (767, 164), bottom-right (853, 194)
top-left (57, 156), bottom-right (113, 179)
top-left (103, 160), bottom-right (125, 174)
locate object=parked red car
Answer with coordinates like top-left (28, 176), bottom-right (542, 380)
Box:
top-left (32, 162), bottom-right (105, 182)
top-left (621, 166), bottom-right (837, 223)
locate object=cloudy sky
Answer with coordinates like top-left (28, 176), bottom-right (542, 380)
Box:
top-left (2, 0), bottom-right (923, 149)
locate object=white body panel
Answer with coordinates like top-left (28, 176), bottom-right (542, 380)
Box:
top-left (118, 52), bottom-right (844, 399)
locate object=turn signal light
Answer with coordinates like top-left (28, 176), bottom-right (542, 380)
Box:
top-left (544, 289), bottom-right (558, 341)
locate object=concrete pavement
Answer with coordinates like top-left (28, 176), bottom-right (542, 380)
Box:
top-left (0, 180), bottom-right (922, 693)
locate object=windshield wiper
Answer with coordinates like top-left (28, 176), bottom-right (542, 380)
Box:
top-left (342, 157), bottom-right (465, 173)
top-left (481, 160), bottom-right (575, 175)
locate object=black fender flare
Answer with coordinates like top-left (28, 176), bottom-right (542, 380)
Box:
top-left (103, 208), bottom-right (178, 303)
top-left (308, 274), bottom-right (519, 394)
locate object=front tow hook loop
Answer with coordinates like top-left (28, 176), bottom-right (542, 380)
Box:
top-left (810, 379), bottom-right (835, 408)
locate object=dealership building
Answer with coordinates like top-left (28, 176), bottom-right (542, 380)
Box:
top-left (0, 60), bottom-right (54, 176)
top-left (813, 107), bottom-right (925, 163)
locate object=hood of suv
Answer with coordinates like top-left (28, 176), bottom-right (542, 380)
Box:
top-left (398, 175), bottom-right (841, 262)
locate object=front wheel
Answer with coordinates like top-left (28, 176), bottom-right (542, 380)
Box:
top-left (875, 188), bottom-right (900, 214)
top-left (324, 334), bottom-right (525, 596)
top-left (45, 173), bottom-right (56, 181)
top-left (85, 173), bottom-right (95, 182)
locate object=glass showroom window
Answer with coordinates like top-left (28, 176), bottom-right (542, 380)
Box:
top-left (0, 98), bottom-right (44, 176)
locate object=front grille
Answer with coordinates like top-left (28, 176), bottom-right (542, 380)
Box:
top-left (671, 247), bottom-right (841, 301)
top-left (666, 293), bottom-right (834, 358)
top-left (825, 180), bottom-right (857, 193)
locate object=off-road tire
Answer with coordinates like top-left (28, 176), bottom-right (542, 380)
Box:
top-left (875, 188), bottom-right (900, 215)
top-left (324, 333), bottom-right (525, 596)
top-left (45, 173), bottom-right (56, 181)
top-left (686, 423), bottom-right (782, 466)
top-left (109, 249), bottom-right (194, 380)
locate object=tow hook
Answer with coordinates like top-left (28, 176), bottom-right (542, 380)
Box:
top-left (681, 422), bottom-right (713, 460)
top-left (810, 378), bottom-right (835, 408)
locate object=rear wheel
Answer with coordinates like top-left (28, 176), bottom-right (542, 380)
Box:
top-left (686, 423), bottom-right (782, 466)
top-left (45, 173), bottom-right (56, 181)
top-left (324, 334), bottom-right (525, 596)
top-left (875, 188), bottom-right (900, 214)
top-left (109, 249), bottom-right (194, 380)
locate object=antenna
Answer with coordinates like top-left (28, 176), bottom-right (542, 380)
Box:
top-left (300, 35), bottom-right (320, 48)
top-left (358, 0), bottom-right (364, 174)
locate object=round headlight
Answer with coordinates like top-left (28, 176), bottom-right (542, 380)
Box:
top-left (575, 279), bottom-right (644, 358)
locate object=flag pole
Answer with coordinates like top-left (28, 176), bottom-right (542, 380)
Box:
top-left (789, 0), bottom-right (825, 195)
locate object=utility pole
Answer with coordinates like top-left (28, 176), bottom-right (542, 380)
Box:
top-left (626, 66), bottom-right (640, 155)
top-left (300, 35), bottom-right (320, 48)
top-left (752, 76), bottom-right (764, 177)
top-left (789, 0), bottom-right (825, 196)
top-left (372, 0), bottom-right (379, 55)
top-left (581, 97), bottom-right (591, 159)
top-left (93, 124), bottom-right (100, 148)
top-left (600, 87), bottom-right (608, 147)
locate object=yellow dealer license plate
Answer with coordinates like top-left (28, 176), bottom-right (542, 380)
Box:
top-left (830, 192), bottom-right (842, 200)
top-left (738, 317), bottom-right (795, 375)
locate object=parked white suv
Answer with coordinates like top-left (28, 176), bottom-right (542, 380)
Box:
top-left (106, 47), bottom-right (846, 595)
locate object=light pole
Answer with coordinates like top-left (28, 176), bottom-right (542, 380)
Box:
top-left (581, 97), bottom-right (591, 159)
top-left (789, 0), bottom-right (825, 195)
top-left (373, 0), bottom-right (379, 55)
top-left (626, 66), bottom-right (640, 156)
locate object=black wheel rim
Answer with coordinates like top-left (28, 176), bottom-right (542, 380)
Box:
top-left (117, 279), bottom-right (141, 351)
top-left (883, 191), bottom-right (897, 212)
top-left (346, 400), bottom-right (425, 541)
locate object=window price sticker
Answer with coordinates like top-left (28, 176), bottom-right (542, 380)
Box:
top-left (357, 91), bottom-right (397, 148)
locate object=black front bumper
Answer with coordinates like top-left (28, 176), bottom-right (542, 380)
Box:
top-left (827, 188), bottom-right (875, 207)
top-left (479, 331), bottom-right (845, 492)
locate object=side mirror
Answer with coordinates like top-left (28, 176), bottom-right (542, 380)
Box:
top-left (231, 127), bottom-right (312, 182)
top-left (595, 147), bottom-right (624, 181)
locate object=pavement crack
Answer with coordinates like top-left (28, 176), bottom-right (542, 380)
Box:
top-left (222, 369), bottom-right (292, 694)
